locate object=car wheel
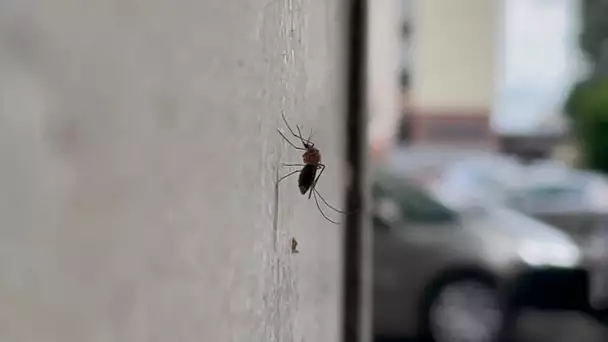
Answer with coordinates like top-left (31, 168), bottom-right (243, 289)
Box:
top-left (420, 276), bottom-right (506, 342)
top-left (591, 307), bottom-right (608, 327)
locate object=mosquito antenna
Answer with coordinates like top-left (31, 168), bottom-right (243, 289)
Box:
top-left (282, 111), bottom-right (314, 148)
top-left (313, 188), bottom-right (355, 214)
top-left (312, 189), bottom-right (340, 224)
top-left (295, 125), bottom-right (316, 148)
top-left (282, 112), bottom-right (305, 143)
top-left (306, 128), bottom-right (315, 147)
top-left (302, 132), bottom-right (314, 147)
top-left (296, 125), bottom-right (309, 147)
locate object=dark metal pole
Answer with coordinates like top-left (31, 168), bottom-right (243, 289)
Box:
top-left (342, 0), bottom-right (369, 340)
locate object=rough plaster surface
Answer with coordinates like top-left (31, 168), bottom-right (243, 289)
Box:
top-left (0, 0), bottom-right (345, 341)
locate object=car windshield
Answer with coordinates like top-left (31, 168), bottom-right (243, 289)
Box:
top-left (373, 167), bottom-right (456, 223)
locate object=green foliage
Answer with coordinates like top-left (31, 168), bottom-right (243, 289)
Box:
top-left (564, 79), bottom-right (594, 120)
top-left (565, 0), bottom-right (608, 173)
top-left (566, 78), bottom-right (608, 173)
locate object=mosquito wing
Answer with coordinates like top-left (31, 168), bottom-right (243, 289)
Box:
top-left (298, 164), bottom-right (317, 195)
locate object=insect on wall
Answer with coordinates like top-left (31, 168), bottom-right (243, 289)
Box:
top-left (276, 111), bottom-right (354, 229)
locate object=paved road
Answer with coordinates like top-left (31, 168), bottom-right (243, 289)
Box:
top-left (376, 310), bottom-right (608, 342)
top-left (515, 310), bottom-right (607, 342)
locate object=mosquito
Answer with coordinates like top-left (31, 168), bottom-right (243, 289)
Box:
top-left (276, 112), bottom-right (352, 224)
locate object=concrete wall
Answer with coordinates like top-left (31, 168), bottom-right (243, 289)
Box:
top-left (0, 1), bottom-right (345, 341)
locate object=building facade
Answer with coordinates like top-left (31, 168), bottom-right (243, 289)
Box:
top-left (402, 0), bottom-right (498, 146)
top-left (368, 0), bottom-right (403, 158)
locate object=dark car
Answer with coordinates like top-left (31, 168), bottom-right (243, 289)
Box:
top-left (372, 164), bottom-right (593, 342)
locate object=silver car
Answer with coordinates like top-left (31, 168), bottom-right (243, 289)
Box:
top-left (373, 165), bottom-right (591, 342)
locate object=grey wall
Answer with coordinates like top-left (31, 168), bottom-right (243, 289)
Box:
top-left (0, 0), bottom-right (345, 341)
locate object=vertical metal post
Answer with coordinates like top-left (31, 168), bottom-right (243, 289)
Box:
top-left (342, 0), bottom-right (370, 341)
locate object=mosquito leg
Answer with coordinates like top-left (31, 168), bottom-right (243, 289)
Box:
top-left (277, 169), bottom-right (300, 186)
top-left (312, 189), bottom-right (340, 224)
top-left (277, 129), bottom-right (305, 151)
top-left (308, 164), bottom-right (326, 199)
top-left (281, 111), bottom-right (297, 136)
top-left (309, 164), bottom-right (356, 214)
top-left (314, 188), bottom-right (355, 214)
top-left (282, 112), bottom-right (305, 144)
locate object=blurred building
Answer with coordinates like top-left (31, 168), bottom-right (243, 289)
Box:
top-left (396, 0), bottom-right (585, 161)
top-left (368, 0), bottom-right (403, 159)
top-left (396, 0), bottom-right (414, 144)
top-left (398, 0), bottom-right (498, 147)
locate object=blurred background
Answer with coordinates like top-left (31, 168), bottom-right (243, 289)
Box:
top-left (370, 0), bottom-right (608, 341)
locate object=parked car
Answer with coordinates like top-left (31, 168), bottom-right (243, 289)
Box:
top-left (372, 164), bottom-right (593, 342)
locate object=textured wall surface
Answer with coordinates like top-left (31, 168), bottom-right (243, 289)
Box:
top-left (0, 0), bottom-right (345, 341)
